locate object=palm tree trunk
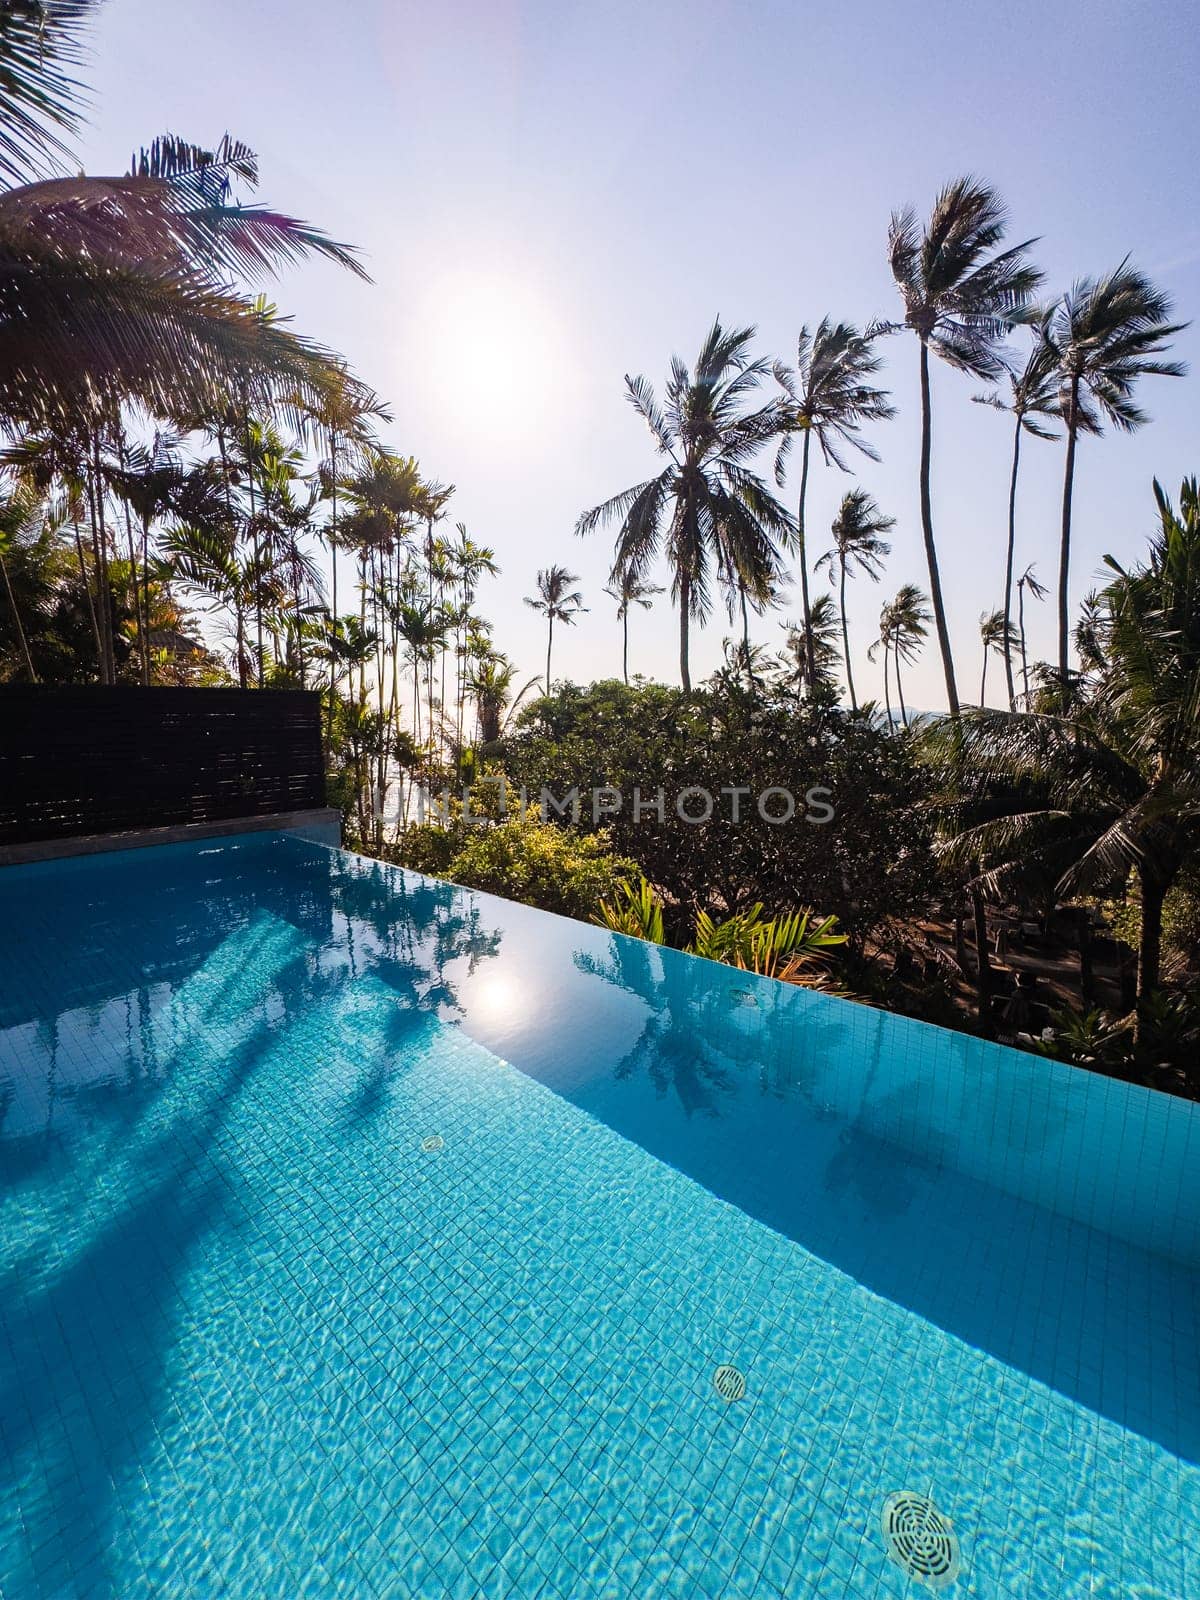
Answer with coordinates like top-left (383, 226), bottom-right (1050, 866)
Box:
top-left (1135, 868), bottom-right (1167, 1037)
top-left (1018, 583), bottom-right (1030, 705)
top-left (839, 555), bottom-right (855, 710)
top-left (796, 429), bottom-right (815, 690)
top-left (1057, 379), bottom-right (1081, 692)
top-left (970, 884), bottom-right (992, 1026)
top-left (140, 513), bottom-right (152, 686)
top-left (740, 584), bottom-right (751, 658)
top-left (678, 572), bottom-right (692, 694)
top-left (545, 615), bottom-right (553, 692)
top-left (71, 513), bottom-right (102, 668)
top-left (1, 554), bottom-right (36, 680)
top-left (87, 439), bottom-right (115, 684)
top-left (918, 340), bottom-right (960, 717)
top-left (243, 409), bottom-right (263, 687)
top-left (882, 642), bottom-right (892, 730)
top-left (980, 652), bottom-right (987, 708)
top-left (896, 645), bottom-right (908, 728)
top-left (327, 428), bottom-right (338, 748)
top-left (1003, 419), bottom-right (1021, 709)
top-left (622, 608), bottom-right (629, 685)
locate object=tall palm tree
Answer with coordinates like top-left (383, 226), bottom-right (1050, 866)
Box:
top-left (604, 571), bottom-right (662, 684)
top-left (1046, 261), bottom-right (1187, 684)
top-left (870, 584), bottom-right (931, 729)
top-left (778, 593), bottom-right (841, 700)
top-left (972, 316), bottom-right (1060, 707)
top-left (942, 478), bottom-right (1200, 1039)
top-left (772, 321), bottom-right (894, 684)
top-left (1015, 561), bottom-right (1047, 705)
top-left (978, 607), bottom-right (1018, 707)
top-left (466, 652), bottom-right (539, 745)
top-left (524, 565), bottom-right (585, 691)
top-left (577, 318), bottom-right (794, 693)
top-left (815, 488), bottom-right (893, 710)
top-left (886, 177), bottom-right (1042, 716)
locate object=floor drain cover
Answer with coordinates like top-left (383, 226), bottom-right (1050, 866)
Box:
top-left (881, 1492), bottom-right (961, 1589)
top-left (420, 1135), bottom-right (444, 1152)
top-left (713, 1364), bottom-right (747, 1402)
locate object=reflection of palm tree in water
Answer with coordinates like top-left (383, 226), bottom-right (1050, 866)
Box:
top-left (576, 936), bottom-right (737, 1116)
top-left (820, 1006), bottom-right (944, 1221)
top-left (576, 932), bottom-right (858, 1118)
top-left (329, 856), bottom-right (502, 1021)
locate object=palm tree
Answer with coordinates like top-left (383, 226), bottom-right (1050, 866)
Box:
top-left (446, 524), bottom-right (499, 749)
top-left (466, 652), bottom-right (539, 746)
top-left (604, 571), bottom-right (662, 684)
top-left (978, 607), bottom-right (1018, 707)
top-left (778, 593), bottom-right (841, 700)
top-left (891, 586), bottom-right (932, 727)
top-left (0, 1), bottom-right (101, 186)
top-left (972, 316), bottom-right (1060, 707)
top-left (1015, 562), bottom-right (1047, 705)
top-left (0, 483), bottom-right (43, 679)
top-left (577, 318), bottom-right (794, 693)
top-left (524, 565), bottom-right (586, 691)
top-left (942, 478), bottom-right (1200, 1038)
top-left (815, 488), bottom-right (893, 710)
top-left (0, 138), bottom-right (363, 429)
top-left (886, 177), bottom-right (1042, 716)
top-left (870, 584), bottom-right (931, 729)
top-left (772, 321), bottom-right (894, 684)
top-left (1046, 262), bottom-right (1187, 684)
top-left (164, 522), bottom-right (257, 685)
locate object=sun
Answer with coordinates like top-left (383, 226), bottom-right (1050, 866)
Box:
top-left (413, 264), bottom-right (574, 443)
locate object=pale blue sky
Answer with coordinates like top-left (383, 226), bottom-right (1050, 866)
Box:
top-left (85, 0), bottom-right (1200, 709)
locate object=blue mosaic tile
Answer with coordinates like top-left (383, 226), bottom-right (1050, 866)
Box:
top-left (0, 832), bottom-right (1197, 1597)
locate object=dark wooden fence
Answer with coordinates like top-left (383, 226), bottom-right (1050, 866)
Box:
top-left (0, 687), bottom-right (326, 845)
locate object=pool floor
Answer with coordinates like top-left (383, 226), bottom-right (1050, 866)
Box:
top-left (1, 835), bottom-right (1197, 1597)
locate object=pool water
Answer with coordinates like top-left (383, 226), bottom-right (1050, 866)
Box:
top-left (1, 832), bottom-right (1198, 1598)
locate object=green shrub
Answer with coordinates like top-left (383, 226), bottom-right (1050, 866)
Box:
top-left (440, 818), bottom-right (638, 922)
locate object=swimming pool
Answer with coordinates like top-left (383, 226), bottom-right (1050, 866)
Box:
top-left (1, 831), bottom-right (1197, 1598)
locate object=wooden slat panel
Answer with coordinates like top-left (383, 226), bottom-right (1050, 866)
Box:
top-left (0, 687), bottom-right (326, 844)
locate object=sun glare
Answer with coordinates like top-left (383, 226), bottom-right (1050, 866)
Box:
top-left (415, 266), bottom-right (573, 442)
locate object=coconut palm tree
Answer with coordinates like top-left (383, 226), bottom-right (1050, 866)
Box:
top-left (778, 593), bottom-right (841, 700)
top-left (1046, 262), bottom-right (1187, 685)
top-left (886, 177), bottom-right (1042, 716)
top-left (978, 607), bottom-right (1018, 707)
top-left (604, 571), bottom-right (662, 684)
top-left (524, 565), bottom-right (586, 691)
top-left (972, 315), bottom-right (1060, 707)
top-left (1015, 561), bottom-right (1047, 705)
top-left (941, 478), bottom-right (1200, 1040)
top-left (576, 318), bottom-right (794, 693)
top-left (870, 584), bottom-right (931, 729)
top-left (815, 488), bottom-right (893, 710)
top-left (772, 321), bottom-right (894, 684)
top-left (0, 1), bottom-right (101, 186)
top-left (0, 138), bottom-right (362, 430)
top-left (890, 586), bottom-right (932, 727)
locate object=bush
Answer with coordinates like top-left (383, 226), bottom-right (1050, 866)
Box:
top-left (438, 817), bottom-right (639, 922)
top-left (503, 679), bottom-right (933, 942)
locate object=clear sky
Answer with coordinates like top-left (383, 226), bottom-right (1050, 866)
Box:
top-left (83, 0), bottom-right (1200, 710)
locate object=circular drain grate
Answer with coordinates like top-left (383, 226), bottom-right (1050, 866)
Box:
top-left (713, 1364), bottom-right (747, 1402)
top-left (881, 1492), bottom-right (961, 1589)
top-left (420, 1135), bottom-right (445, 1152)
